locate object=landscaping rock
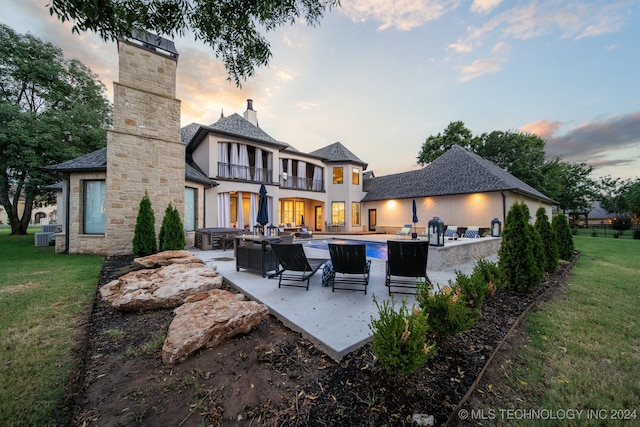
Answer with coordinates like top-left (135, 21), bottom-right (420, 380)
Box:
top-left (99, 263), bottom-right (223, 311)
top-left (134, 250), bottom-right (204, 268)
top-left (162, 289), bottom-right (269, 365)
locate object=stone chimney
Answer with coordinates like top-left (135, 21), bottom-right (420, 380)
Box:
top-left (243, 99), bottom-right (258, 126)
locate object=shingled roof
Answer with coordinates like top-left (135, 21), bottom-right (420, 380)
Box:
top-left (362, 145), bottom-right (554, 203)
top-left (44, 147), bottom-right (215, 186)
top-left (309, 142), bottom-right (368, 168)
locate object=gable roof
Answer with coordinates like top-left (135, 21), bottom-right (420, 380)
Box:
top-left (309, 142), bottom-right (368, 168)
top-left (44, 147), bottom-right (215, 187)
top-left (362, 145), bottom-right (555, 203)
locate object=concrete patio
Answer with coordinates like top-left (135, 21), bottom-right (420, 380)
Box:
top-left (190, 235), bottom-right (499, 361)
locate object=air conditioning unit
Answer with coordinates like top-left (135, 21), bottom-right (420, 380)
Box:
top-left (35, 232), bottom-right (52, 247)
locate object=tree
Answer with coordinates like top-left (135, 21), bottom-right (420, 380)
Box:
top-left (474, 130), bottom-right (547, 190)
top-left (534, 207), bottom-right (559, 273)
top-left (0, 24), bottom-right (111, 235)
top-left (48, 0), bottom-right (340, 86)
top-left (132, 192), bottom-right (157, 256)
top-left (544, 160), bottom-right (597, 214)
top-left (498, 202), bottom-right (542, 292)
top-left (159, 203), bottom-right (185, 251)
top-left (552, 213), bottom-right (574, 261)
top-left (417, 121), bottom-right (473, 166)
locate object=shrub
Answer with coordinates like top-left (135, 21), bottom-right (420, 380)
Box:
top-left (552, 213), bottom-right (575, 260)
top-left (159, 203), bottom-right (186, 251)
top-left (498, 202), bottom-right (542, 292)
top-left (634, 229), bottom-right (640, 240)
top-left (471, 257), bottom-right (502, 297)
top-left (416, 282), bottom-right (475, 340)
top-left (591, 228), bottom-right (598, 237)
top-left (534, 207), bottom-right (559, 273)
top-left (369, 294), bottom-right (435, 375)
top-left (454, 270), bottom-right (486, 310)
top-left (132, 192), bottom-right (157, 257)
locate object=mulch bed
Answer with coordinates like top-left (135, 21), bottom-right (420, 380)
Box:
top-left (69, 254), bottom-right (576, 426)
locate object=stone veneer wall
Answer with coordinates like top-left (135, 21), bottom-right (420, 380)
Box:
top-left (66, 172), bottom-right (109, 255)
top-left (105, 39), bottom-right (183, 255)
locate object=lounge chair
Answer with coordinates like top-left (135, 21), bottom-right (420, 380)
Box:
top-left (325, 243), bottom-right (371, 294)
top-left (463, 226), bottom-right (480, 238)
top-left (394, 224), bottom-right (413, 238)
top-left (270, 243), bottom-right (328, 290)
top-left (385, 240), bottom-right (431, 295)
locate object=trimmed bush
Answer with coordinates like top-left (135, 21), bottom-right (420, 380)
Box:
top-left (552, 213), bottom-right (575, 260)
top-left (369, 294), bottom-right (435, 375)
top-left (534, 207), bottom-right (559, 273)
top-left (416, 282), bottom-right (475, 340)
top-left (498, 202), bottom-right (542, 292)
top-left (159, 203), bottom-right (186, 251)
top-left (132, 192), bottom-right (157, 257)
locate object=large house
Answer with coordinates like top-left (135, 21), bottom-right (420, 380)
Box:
top-left (45, 32), bottom-right (555, 255)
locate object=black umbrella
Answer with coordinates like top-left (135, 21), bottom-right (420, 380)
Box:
top-left (256, 184), bottom-right (269, 233)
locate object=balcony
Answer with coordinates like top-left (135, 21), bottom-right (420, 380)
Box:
top-left (217, 162), bottom-right (272, 183)
top-left (279, 174), bottom-right (324, 192)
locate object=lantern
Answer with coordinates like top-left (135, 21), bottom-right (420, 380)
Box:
top-left (267, 224), bottom-right (278, 237)
top-left (253, 224), bottom-right (264, 236)
top-left (428, 216), bottom-right (445, 246)
top-left (491, 218), bottom-right (502, 237)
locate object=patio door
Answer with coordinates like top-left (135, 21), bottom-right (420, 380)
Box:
top-left (314, 206), bottom-right (322, 231)
top-left (368, 209), bottom-right (377, 232)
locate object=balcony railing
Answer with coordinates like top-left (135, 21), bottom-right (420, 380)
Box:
top-left (279, 174), bottom-right (324, 192)
top-left (217, 162), bottom-right (272, 183)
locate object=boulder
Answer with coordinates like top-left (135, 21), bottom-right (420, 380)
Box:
top-left (100, 263), bottom-right (223, 311)
top-left (162, 289), bottom-right (269, 365)
top-left (134, 250), bottom-right (204, 268)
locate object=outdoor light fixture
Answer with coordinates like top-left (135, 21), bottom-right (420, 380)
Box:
top-left (491, 217), bottom-right (502, 237)
top-left (267, 224), bottom-right (278, 237)
top-left (428, 216), bottom-right (445, 246)
top-left (253, 224), bottom-right (264, 236)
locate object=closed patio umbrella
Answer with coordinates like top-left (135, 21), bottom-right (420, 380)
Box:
top-left (412, 199), bottom-right (418, 238)
top-left (256, 184), bottom-right (269, 234)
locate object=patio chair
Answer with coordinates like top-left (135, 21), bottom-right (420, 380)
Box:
top-left (463, 226), bottom-right (480, 238)
top-left (385, 240), bottom-right (431, 295)
top-left (444, 225), bottom-right (458, 238)
top-left (295, 226), bottom-right (312, 238)
top-left (394, 224), bottom-right (413, 238)
top-left (270, 243), bottom-right (328, 290)
top-left (326, 243), bottom-right (371, 294)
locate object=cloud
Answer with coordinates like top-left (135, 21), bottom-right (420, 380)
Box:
top-left (340, 0), bottom-right (460, 31)
top-left (295, 101), bottom-right (319, 110)
top-left (470, 0), bottom-right (503, 14)
top-left (452, 1), bottom-right (628, 54)
top-left (521, 112), bottom-right (640, 165)
top-left (456, 41), bottom-right (508, 81)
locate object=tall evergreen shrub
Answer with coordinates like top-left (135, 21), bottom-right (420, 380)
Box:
top-left (552, 213), bottom-right (575, 260)
top-left (534, 207), bottom-right (559, 273)
top-left (159, 203), bottom-right (186, 251)
top-left (498, 202), bottom-right (542, 292)
top-left (132, 192), bottom-right (157, 256)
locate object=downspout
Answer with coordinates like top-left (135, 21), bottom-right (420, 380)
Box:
top-left (501, 191), bottom-right (506, 224)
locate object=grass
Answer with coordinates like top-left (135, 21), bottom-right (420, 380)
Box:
top-left (496, 235), bottom-right (640, 426)
top-left (0, 227), bottom-right (104, 426)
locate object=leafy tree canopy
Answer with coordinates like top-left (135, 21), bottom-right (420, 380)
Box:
top-left (0, 24), bottom-right (112, 234)
top-left (48, 0), bottom-right (340, 86)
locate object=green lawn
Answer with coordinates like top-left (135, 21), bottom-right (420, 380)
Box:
top-left (0, 228), bottom-right (104, 426)
top-left (496, 235), bottom-right (640, 425)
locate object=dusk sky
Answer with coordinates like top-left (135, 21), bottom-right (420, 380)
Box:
top-left (4, 0), bottom-right (640, 181)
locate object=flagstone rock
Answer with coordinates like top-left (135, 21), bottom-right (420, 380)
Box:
top-left (100, 263), bottom-right (223, 311)
top-left (162, 289), bottom-right (269, 365)
top-left (134, 250), bottom-right (204, 268)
